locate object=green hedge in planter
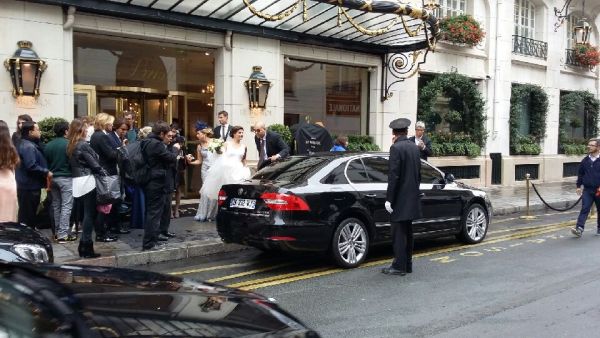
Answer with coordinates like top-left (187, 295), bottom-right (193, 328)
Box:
top-left (267, 124), bottom-right (293, 146)
top-left (429, 132), bottom-right (481, 157)
top-left (509, 84), bottom-right (548, 155)
top-left (38, 117), bottom-right (68, 144)
top-left (559, 91), bottom-right (599, 155)
top-left (347, 135), bottom-right (380, 151)
top-left (418, 72), bottom-right (487, 155)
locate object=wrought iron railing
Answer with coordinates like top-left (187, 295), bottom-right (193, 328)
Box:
top-left (565, 49), bottom-right (583, 67)
top-left (512, 35), bottom-right (548, 59)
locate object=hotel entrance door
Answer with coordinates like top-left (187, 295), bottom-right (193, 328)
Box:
top-left (74, 85), bottom-right (213, 197)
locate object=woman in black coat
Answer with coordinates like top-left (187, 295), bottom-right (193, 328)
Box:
top-left (89, 113), bottom-right (125, 240)
top-left (67, 118), bottom-right (107, 259)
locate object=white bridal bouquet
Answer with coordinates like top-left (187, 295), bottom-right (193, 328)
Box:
top-left (208, 139), bottom-right (224, 154)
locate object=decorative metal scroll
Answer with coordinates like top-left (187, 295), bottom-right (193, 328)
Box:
top-left (242, 0), bottom-right (440, 38)
top-left (381, 48), bottom-right (431, 101)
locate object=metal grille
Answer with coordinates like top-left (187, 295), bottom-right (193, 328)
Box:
top-left (437, 165), bottom-right (480, 180)
top-left (515, 164), bottom-right (539, 181)
top-left (563, 162), bottom-right (580, 177)
top-left (512, 35), bottom-right (547, 59)
top-left (565, 49), bottom-right (582, 67)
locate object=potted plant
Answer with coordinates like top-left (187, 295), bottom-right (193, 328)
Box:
top-left (439, 15), bottom-right (485, 47)
top-left (572, 43), bottom-right (600, 68)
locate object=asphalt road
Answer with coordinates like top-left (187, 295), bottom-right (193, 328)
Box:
top-left (145, 210), bottom-right (600, 337)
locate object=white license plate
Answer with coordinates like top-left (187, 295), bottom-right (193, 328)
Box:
top-left (230, 198), bottom-right (256, 210)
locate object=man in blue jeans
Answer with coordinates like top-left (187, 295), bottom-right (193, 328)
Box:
top-left (572, 138), bottom-right (600, 237)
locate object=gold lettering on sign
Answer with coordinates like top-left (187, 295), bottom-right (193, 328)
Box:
top-left (127, 59), bottom-right (167, 81)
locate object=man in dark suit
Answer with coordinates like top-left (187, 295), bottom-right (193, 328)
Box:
top-left (140, 121), bottom-right (179, 251)
top-left (408, 121), bottom-right (432, 161)
top-left (253, 121), bottom-right (290, 170)
top-left (213, 110), bottom-right (231, 142)
top-left (383, 118), bottom-right (422, 276)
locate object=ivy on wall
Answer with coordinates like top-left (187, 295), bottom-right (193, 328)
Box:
top-left (418, 72), bottom-right (486, 157)
top-left (509, 84), bottom-right (548, 155)
top-left (559, 91), bottom-right (600, 155)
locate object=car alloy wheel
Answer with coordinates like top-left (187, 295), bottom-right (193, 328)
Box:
top-left (331, 218), bottom-right (369, 268)
top-left (460, 203), bottom-right (488, 244)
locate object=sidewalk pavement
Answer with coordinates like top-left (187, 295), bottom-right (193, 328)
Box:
top-left (43, 179), bottom-right (581, 267)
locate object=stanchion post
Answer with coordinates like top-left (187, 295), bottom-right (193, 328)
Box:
top-left (520, 173), bottom-right (537, 220)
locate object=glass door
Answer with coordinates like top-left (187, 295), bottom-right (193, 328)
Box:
top-left (74, 85), bottom-right (97, 118)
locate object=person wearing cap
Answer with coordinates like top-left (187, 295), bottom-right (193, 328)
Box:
top-left (408, 121), bottom-right (432, 161)
top-left (383, 118), bottom-right (422, 276)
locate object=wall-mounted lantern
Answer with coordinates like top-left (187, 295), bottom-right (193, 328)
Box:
top-left (4, 41), bottom-right (47, 97)
top-left (574, 19), bottom-right (591, 45)
top-left (244, 66), bottom-right (271, 108)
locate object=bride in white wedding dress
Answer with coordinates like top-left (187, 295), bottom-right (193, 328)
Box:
top-left (199, 125), bottom-right (251, 218)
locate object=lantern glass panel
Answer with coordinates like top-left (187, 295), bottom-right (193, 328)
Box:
top-left (21, 62), bottom-right (38, 95)
top-left (258, 82), bottom-right (269, 108)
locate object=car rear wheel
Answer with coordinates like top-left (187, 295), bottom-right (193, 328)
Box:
top-left (459, 203), bottom-right (488, 244)
top-left (331, 218), bottom-right (369, 268)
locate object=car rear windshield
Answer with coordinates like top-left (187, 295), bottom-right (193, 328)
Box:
top-left (252, 156), bottom-right (329, 182)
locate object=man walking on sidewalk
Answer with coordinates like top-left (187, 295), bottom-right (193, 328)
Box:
top-left (572, 138), bottom-right (600, 237)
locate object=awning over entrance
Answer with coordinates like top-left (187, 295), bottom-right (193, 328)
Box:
top-left (26, 0), bottom-right (438, 55)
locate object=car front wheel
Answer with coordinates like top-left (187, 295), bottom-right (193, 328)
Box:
top-left (331, 218), bottom-right (369, 268)
top-left (459, 203), bottom-right (488, 244)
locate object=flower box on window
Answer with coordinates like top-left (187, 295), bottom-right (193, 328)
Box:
top-left (572, 43), bottom-right (600, 68)
top-left (439, 15), bottom-right (485, 47)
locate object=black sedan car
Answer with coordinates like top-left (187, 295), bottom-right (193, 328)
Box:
top-left (217, 152), bottom-right (492, 268)
top-left (0, 263), bottom-right (320, 337)
top-left (0, 222), bottom-right (53, 263)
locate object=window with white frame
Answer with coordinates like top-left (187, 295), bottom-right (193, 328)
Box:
top-left (514, 0), bottom-right (535, 38)
top-left (434, 0), bottom-right (466, 18)
top-left (566, 14), bottom-right (581, 48)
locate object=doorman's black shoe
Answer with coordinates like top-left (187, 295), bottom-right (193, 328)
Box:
top-left (161, 231), bottom-right (176, 238)
top-left (381, 267), bottom-right (407, 276)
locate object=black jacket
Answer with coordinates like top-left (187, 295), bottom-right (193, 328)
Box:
top-left (90, 130), bottom-right (119, 175)
top-left (408, 135), bottom-right (433, 161)
top-left (69, 141), bottom-right (106, 178)
top-left (15, 138), bottom-right (48, 190)
top-left (386, 135), bottom-right (422, 222)
top-left (141, 134), bottom-right (178, 193)
top-left (576, 155), bottom-right (600, 190)
top-left (213, 125), bottom-right (231, 141)
top-left (254, 131), bottom-right (290, 169)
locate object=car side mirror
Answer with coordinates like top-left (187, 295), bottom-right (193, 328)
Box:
top-left (444, 173), bottom-right (455, 183)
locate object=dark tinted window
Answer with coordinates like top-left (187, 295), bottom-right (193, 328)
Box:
top-left (346, 159), bottom-right (370, 184)
top-left (322, 163), bottom-right (348, 184)
top-left (421, 162), bottom-right (444, 184)
top-left (253, 156), bottom-right (328, 182)
top-left (363, 157), bottom-right (388, 183)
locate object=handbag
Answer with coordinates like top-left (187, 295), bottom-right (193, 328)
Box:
top-left (95, 175), bottom-right (121, 204)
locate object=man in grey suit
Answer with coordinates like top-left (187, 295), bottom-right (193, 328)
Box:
top-left (408, 121), bottom-right (433, 160)
top-left (383, 118), bottom-right (422, 276)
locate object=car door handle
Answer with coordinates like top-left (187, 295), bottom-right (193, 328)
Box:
top-left (365, 194), bottom-right (377, 198)
top-left (420, 193), bottom-right (425, 197)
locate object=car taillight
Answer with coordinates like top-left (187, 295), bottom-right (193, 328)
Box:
top-left (260, 192), bottom-right (310, 211)
top-left (218, 189), bottom-right (227, 206)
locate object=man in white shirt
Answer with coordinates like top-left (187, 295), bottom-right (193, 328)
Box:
top-left (213, 111), bottom-right (231, 142)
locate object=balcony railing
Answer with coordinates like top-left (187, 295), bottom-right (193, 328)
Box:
top-left (565, 49), bottom-right (583, 67)
top-left (512, 35), bottom-right (548, 59)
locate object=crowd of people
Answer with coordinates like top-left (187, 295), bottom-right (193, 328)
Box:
top-left (0, 110), bottom-right (298, 256)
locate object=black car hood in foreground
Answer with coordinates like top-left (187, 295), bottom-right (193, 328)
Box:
top-left (4, 263), bottom-right (319, 337)
top-left (0, 222), bottom-right (53, 262)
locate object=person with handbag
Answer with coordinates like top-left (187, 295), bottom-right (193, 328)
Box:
top-left (67, 118), bottom-right (108, 259)
top-left (89, 113), bottom-right (127, 242)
